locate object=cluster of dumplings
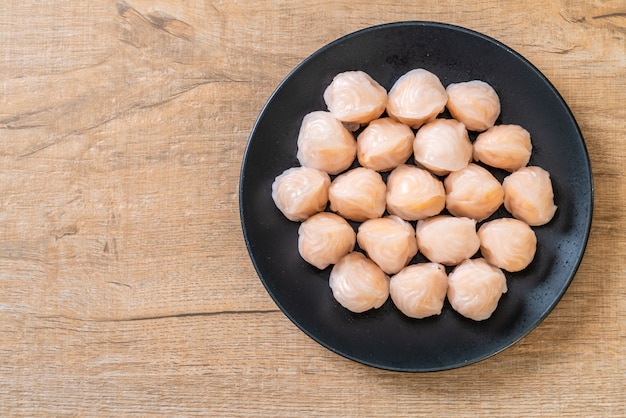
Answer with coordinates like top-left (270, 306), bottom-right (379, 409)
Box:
top-left (271, 68), bottom-right (557, 321)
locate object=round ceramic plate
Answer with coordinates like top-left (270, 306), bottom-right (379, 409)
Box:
top-left (239, 22), bottom-right (593, 372)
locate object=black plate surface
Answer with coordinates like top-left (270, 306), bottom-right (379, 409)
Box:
top-left (239, 22), bottom-right (593, 372)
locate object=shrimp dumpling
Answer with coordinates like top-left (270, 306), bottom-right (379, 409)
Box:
top-left (416, 215), bottom-right (480, 266)
top-left (329, 252), bottom-right (390, 313)
top-left (478, 218), bottom-right (537, 272)
top-left (446, 80), bottom-right (500, 132)
top-left (473, 125), bottom-right (532, 172)
top-left (389, 263), bottom-right (448, 319)
top-left (296, 111), bottom-right (357, 175)
top-left (386, 69), bottom-right (448, 129)
top-left (357, 216), bottom-right (418, 274)
top-left (329, 167), bottom-right (386, 222)
top-left (271, 166), bottom-right (330, 221)
top-left (323, 71), bottom-right (387, 124)
top-left (502, 166), bottom-right (557, 226)
top-left (447, 258), bottom-right (508, 321)
top-left (386, 164), bottom-right (446, 221)
top-left (356, 118), bottom-right (414, 172)
top-left (413, 119), bottom-right (473, 176)
top-left (444, 163), bottom-right (504, 221)
top-left (298, 213), bottom-right (356, 270)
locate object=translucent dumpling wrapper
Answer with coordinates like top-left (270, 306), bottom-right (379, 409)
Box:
top-left (323, 71), bottom-right (387, 124)
top-left (473, 124), bottom-right (532, 172)
top-left (342, 121), bottom-right (361, 132)
top-left (478, 218), bottom-right (537, 272)
top-left (298, 212), bottom-right (356, 270)
top-left (447, 258), bottom-right (508, 321)
top-left (389, 263), bottom-right (448, 319)
top-left (271, 166), bottom-right (330, 221)
top-left (386, 164), bottom-right (446, 221)
top-left (296, 111), bottom-right (357, 175)
top-left (329, 167), bottom-right (386, 222)
top-left (502, 166), bottom-right (557, 226)
top-left (356, 118), bottom-right (414, 172)
top-left (386, 68), bottom-right (448, 129)
top-left (446, 80), bottom-right (501, 132)
top-left (329, 252), bottom-right (390, 313)
top-left (413, 119), bottom-right (473, 176)
top-left (444, 163), bottom-right (504, 221)
top-left (357, 215), bottom-right (418, 274)
top-left (416, 215), bottom-right (480, 266)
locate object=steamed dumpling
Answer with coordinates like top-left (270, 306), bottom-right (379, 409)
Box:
top-left (323, 71), bottom-right (387, 124)
top-left (329, 167), bottom-right (386, 222)
top-left (271, 166), bottom-right (330, 221)
top-left (296, 111), bottom-right (357, 175)
top-left (444, 163), bottom-right (504, 221)
top-left (416, 215), bottom-right (480, 266)
top-left (298, 212), bottom-right (356, 270)
top-left (357, 215), bottom-right (418, 274)
top-left (478, 218), bottom-right (537, 272)
top-left (413, 119), bottom-right (473, 176)
top-left (502, 166), bottom-right (557, 226)
top-left (473, 124), bottom-right (532, 172)
top-left (329, 252), bottom-right (390, 313)
top-left (386, 164), bottom-right (446, 221)
top-left (389, 263), bottom-right (448, 319)
top-left (447, 258), bottom-right (507, 321)
top-left (356, 118), bottom-right (414, 172)
top-left (386, 69), bottom-right (448, 129)
top-left (446, 80), bottom-right (500, 132)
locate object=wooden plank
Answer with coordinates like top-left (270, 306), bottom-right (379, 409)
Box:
top-left (1, 0), bottom-right (625, 415)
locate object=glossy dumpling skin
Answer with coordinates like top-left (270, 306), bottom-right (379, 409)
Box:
top-left (389, 263), bottom-right (448, 319)
top-left (447, 258), bottom-right (508, 321)
top-left (329, 252), bottom-right (390, 313)
top-left (502, 166), bottom-right (557, 226)
top-left (298, 212), bottom-right (356, 270)
top-left (413, 119), bottom-right (473, 176)
top-left (357, 216), bottom-right (418, 274)
top-left (386, 69), bottom-right (448, 129)
top-left (444, 163), bottom-right (504, 221)
top-left (323, 71), bottom-right (387, 124)
top-left (356, 118), bottom-right (414, 172)
top-left (473, 124), bottom-right (532, 172)
top-left (386, 164), bottom-right (446, 221)
top-left (329, 167), bottom-right (386, 222)
top-left (416, 215), bottom-right (480, 266)
top-left (296, 111), bottom-right (357, 175)
top-left (478, 218), bottom-right (537, 272)
top-left (271, 166), bottom-right (330, 221)
top-left (446, 80), bottom-right (500, 132)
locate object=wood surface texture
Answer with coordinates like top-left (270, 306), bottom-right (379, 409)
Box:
top-left (1, 0), bottom-right (625, 416)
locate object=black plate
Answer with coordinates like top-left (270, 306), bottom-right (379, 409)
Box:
top-left (239, 22), bottom-right (593, 372)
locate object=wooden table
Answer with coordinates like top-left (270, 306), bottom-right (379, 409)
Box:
top-left (1, 1), bottom-right (624, 416)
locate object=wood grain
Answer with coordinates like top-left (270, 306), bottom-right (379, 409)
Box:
top-left (1, 0), bottom-right (625, 416)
